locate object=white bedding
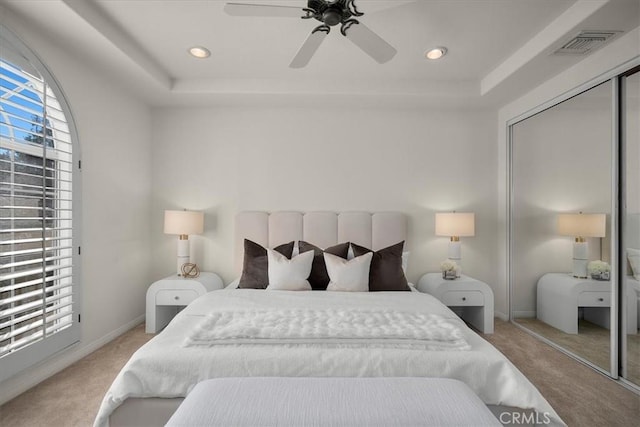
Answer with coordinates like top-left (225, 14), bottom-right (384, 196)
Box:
top-left (94, 289), bottom-right (563, 426)
top-left (184, 308), bottom-right (470, 350)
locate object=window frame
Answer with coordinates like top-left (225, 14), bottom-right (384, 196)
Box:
top-left (0, 23), bottom-right (81, 382)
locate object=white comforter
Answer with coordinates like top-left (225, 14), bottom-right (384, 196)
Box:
top-left (94, 289), bottom-right (563, 426)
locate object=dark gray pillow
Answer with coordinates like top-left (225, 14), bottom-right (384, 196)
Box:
top-left (238, 239), bottom-right (294, 289)
top-left (351, 241), bottom-right (410, 292)
top-left (298, 241), bottom-right (350, 290)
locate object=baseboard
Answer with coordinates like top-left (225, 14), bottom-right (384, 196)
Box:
top-left (494, 310), bottom-right (509, 321)
top-left (0, 314), bottom-right (145, 405)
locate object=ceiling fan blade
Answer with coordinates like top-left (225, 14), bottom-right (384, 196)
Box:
top-left (224, 2), bottom-right (305, 18)
top-left (290, 28), bottom-right (329, 69)
top-left (343, 21), bottom-right (396, 64)
top-left (356, 1), bottom-right (415, 15)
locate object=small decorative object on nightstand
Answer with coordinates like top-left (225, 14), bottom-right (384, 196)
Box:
top-left (587, 260), bottom-right (610, 281)
top-left (181, 262), bottom-right (200, 278)
top-left (417, 272), bottom-right (494, 333)
top-left (440, 259), bottom-right (458, 280)
top-left (146, 272), bottom-right (223, 333)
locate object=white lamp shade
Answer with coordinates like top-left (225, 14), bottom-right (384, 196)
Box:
top-left (557, 213), bottom-right (605, 237)
top-left (435, 213), bottom-right (475, 237)
top-left (164, 210), bottom-right (204, 235)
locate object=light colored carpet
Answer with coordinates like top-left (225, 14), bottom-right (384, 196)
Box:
top-left (0, 320), bottom-right (638, 426)
top-left (514, 317), bottom-right (640, 385)
top-left (0, 324), bottom-right (152, 427)
top-left (485, 319), bottom-right (639, 427)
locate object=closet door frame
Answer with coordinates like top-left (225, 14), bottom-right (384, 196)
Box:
top-left (619, 64), bottom-right (640, 388)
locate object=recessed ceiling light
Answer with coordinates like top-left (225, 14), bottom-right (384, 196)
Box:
top-left (425, 47), bottom-right (447, 60)
top-left (188, 46), bottom-right (211, 59)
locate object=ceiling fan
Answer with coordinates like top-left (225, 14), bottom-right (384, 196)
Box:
top-left (224, 0), bottom-right (397, 68)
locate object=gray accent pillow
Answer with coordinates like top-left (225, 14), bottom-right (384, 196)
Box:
top-left (238, 239), bottom-right (294, 289)
top-left (298, 241), bottom-right (350, 290)
top-left (351, 241), bottom-right (410, 292)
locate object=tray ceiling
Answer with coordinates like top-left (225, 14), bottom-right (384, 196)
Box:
top-left (1, 0), bottom-right (638, 107)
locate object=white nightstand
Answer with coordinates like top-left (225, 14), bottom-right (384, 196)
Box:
top-left (536, 272), bottom-right (637, 334)
top-left (417, 273), bottom-right (494, 334)
top-left (146, 272), bottom-right (224, 333)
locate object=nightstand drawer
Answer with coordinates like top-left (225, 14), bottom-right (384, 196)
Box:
top-left (156, 289), bottom-right (199, 306)
top-left (441, 291), bottom-right (484, 306)
top-left (578, 291), bottom-right (610, 307)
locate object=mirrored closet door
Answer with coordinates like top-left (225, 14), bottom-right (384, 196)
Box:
top-left (622, 68), bottom-right (639, 386)
top-left (510, 64), bottom-right (640, 388)
top-left (510, 81), bottom-right (614, 375)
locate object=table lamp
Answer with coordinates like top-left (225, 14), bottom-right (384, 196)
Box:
top-left (164, 209), bottom-right (204, 276)
top-left (435, 212), bottom-right (475, 276)
top-left (557, 213), bottom-right (606, 278)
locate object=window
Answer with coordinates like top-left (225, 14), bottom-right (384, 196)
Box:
top-left (0, 25), bottom-right (80, 381)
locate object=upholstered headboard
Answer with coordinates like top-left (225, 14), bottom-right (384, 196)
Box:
top-left (234, 211), bottom-right (407, 275)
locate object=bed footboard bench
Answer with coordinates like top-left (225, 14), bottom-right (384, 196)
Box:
top-left (163, 377), bottom-right (501, 426)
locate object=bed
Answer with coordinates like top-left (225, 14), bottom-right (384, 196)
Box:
top-left (94, 211), bottom-right (564, 426)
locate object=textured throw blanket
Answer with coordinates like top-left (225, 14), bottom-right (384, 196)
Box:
top-left (184, 308), bottom-right (470, 350)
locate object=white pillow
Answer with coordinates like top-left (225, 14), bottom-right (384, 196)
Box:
top-left (266, 249), bottom-right (313, 291)
top-left (325, 252), bottom-right (373, 292)
top-left (628, 248), bottom-right (640, 280)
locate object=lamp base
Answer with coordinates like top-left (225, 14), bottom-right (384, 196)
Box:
top-left (448, 240), bottom-right (462, 278)
top-left (177, 238), bottom-right (190, 276)
top-left (572, 260), bottom-right (588, 279)
top-left (572, 241), bottom-right (588, 279)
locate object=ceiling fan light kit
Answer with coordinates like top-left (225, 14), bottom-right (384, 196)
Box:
top-left (225, 0), bottom-right (397, 68)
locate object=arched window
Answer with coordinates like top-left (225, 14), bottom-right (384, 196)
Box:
top-left (0, 24), bottom-right (80, 380)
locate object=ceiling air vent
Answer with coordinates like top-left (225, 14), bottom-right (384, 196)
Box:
top-left (553, 30), bottom-right (622, 55)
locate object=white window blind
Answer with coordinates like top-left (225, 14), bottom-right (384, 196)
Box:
top-left (0, 26), bottom-right (80, 381)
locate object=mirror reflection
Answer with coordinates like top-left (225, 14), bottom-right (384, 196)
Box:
top-left (511, 81), bottom-right (613, 373)
top-left (623, 69), bottom-right (639, 386)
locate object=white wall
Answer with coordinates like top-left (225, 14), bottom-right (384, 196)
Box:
top-left (151, 106), bottom-right (498, 291)
top-left (0, 11), bottom-right (153, 403)
top-left (497, 27), bottom-right (640, 318)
